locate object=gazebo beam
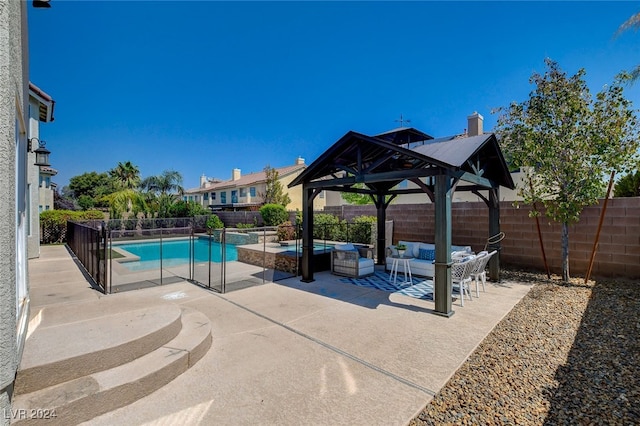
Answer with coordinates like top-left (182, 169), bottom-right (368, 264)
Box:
top-left (304, 168), bottom-right (440, 189)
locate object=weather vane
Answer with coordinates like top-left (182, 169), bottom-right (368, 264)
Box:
top-left (395, 113), bottom-right (411, 128)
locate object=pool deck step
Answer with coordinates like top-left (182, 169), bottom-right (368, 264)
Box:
top-left (15, 304), bottom-right (183, 395)
top-left (12, 307), bottom-right (212, 426)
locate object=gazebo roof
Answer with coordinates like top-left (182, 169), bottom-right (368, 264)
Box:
top-left (289, 128), bottom-right (515, 193)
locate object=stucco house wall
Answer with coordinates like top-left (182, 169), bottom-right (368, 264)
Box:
top-left (27, 95), bottom-right (40, 258)
top-left (0, 0), bottom-right (29, 419)
top-left (187, 158), bottom-right (326, 212)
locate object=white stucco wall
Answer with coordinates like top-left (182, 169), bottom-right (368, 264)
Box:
top-left (0, 0), bottom-right (29, 420)
top-left (27, 97), bottom-right (40, 259)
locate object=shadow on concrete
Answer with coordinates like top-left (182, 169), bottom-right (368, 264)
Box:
top-left (543, 278), bottom-right (640, 424)
top-left (274, 269), bottom-right (440, 315)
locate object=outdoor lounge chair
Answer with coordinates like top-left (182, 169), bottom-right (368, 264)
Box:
top-left (331, 243), bottom-right (375, 278)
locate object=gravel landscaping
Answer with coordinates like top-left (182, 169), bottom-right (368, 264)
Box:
top-left (410, 269), bottom-right (640, 425)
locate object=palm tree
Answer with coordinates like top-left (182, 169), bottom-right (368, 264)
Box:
top-left (140, 170), bottom-right (184, 218)
top-left (140, 170), bottom-right (184, 196)
top-left (104, 188), bottom-right (146, 220)
top-left (617, 12), bottom-right (640, 81)
top-left (109, 161), bottom-right (141, 190)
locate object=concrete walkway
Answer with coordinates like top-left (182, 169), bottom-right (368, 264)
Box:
top-left (26, 246), bottom-right (532, 426)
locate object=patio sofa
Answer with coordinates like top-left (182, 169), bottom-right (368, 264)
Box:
top-left (385, 240), bottom-right (472, 278)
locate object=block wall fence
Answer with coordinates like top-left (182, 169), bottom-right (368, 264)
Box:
top-left (324, 197), bottom-right (640, 279)
top-left (211, 198), bottom-right (639, 279)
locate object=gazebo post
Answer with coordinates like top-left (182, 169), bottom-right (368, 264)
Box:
top-left (434, 174), bottom-right (454, 317)
top-left (375, 195), bottom-right (387, 265)
top-left (488, 187), bottom-right (501, 281)
top-left (301, 185), bottom-right (315, 282)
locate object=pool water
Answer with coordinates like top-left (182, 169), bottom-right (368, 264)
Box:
top-left (115, 238), bottom-right (237, 271)
top-left (281, 243), bottom-right (334, 254)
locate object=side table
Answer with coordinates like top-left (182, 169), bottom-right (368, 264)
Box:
top-left (389, 255), bottom-right (412, 286)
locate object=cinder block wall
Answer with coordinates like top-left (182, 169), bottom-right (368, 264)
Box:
top-left (326, 197), bottom-right (640, 279)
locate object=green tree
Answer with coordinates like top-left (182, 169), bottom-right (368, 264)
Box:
top-left (140, 170), bottom-right (185, 218)
top-left (261, 166), bottom-right (291, 207)
top-left (584, 72), bottom-right (640, 282)
top-left (614, 170), bottom-right (640, 197)
top-left (77, 195), bottom-right (95, 210)
top-left (495, 59), bottom-right (605, 281)
top-left (340, 183), bottom-right (374, 205)
top-left (103, 188), bottom-right (147, 220)
top-left (68, 171), bottom-right (114, 207)
top-left (617, 13), bottom-right (640, 81)
top-left (169, 200), bottom-right (209, 217)
top-left (592, 73), bottom-right (640, 186)
top-left (109, 161), bottom-right (141, 190)
top-left (140, 170), bottom-right (184, 196)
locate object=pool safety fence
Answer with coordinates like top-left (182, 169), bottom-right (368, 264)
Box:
top-left (66, 220), bottom-right (108, 294)
top-left (65, 219), bottom-right (377, 295)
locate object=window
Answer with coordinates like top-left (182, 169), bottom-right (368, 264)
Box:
top-left (239, 187), bottom-right (247, 197)
top-left (250, 187), bottom-right (256, 197)
top-left (211, 192), bottom-right (216, 200)
top-left (183, 196), bottom-right (187, 201)
top-left (203, 193), bottom-right (209, 201)
top-left (45, 205), bottom-right (50, 210)
top-left (221, 191), bottom-right (226, 204)
top-left (231, 190), bottom-right (238, 203)
top-left (188, 195), bottom-right (193, 201)
top-left (319, 190), bottom-right (325, 199)
top-left (39, 175), bottom-right (50, 188)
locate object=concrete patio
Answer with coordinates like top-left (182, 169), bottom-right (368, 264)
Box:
top-left (18, 245), bottom-right (533, 425)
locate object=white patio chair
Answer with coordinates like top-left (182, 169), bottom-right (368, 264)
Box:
top-left (470, 250), bottom-right (497, 296)
top-left (451, 258), bottom-right (474, 307)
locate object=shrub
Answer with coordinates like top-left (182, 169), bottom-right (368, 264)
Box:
top-left (169, 201), bottom-right (209, 218)
top-left (350, 215), bottom-right (377, 245)
top-left (259, 203), bottom-right (288, 226)
top-left (313, 213), bottom-right (345, 241)
top-left (206, 215), bottom-right (224, 233)
top-left (235, 223), bottom-right (255, 229)
top-left (40, 210), bottom-right (106, 244)
top-left (277, 221), bottom-right (297, 242)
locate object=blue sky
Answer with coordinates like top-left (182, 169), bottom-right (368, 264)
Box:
top-left (28, 1), bottom-right (640, 190)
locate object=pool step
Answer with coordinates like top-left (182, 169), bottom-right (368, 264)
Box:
top-left (12, 306), bottom-right (211, 425)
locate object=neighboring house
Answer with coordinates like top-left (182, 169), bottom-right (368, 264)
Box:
top-left (1, 0), bottom-right (30, 417)
top-left (185, 157), bottom-right (326, 211)
top-left (28, 82), bottom-right (56, 259)
top-left (38, 167), bottom-right (57, 211)
top-left (325, 112), bottom-right (525, 207)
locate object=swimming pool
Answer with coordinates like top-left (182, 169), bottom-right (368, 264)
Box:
top-left (114, 238), bottom-right (238, 271)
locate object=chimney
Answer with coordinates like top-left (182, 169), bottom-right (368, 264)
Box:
top-left (200, 174), bottom-right (207, 188)
top-left (232, 168), bottom-right (241, 181)
top-left (295, 156), bottom-right (305, 165)
top-left (467, 111), bottom-right (483, 137)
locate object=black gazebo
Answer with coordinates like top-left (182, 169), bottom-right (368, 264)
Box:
top-left (289, 127), bottom-right (515, 317)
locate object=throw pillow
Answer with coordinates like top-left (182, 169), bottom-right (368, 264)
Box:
top-left (418, 248), bottom-right (435, 261)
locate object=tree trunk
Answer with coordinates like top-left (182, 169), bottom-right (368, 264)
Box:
top-left (561, 222), bottom-right (570, 282)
